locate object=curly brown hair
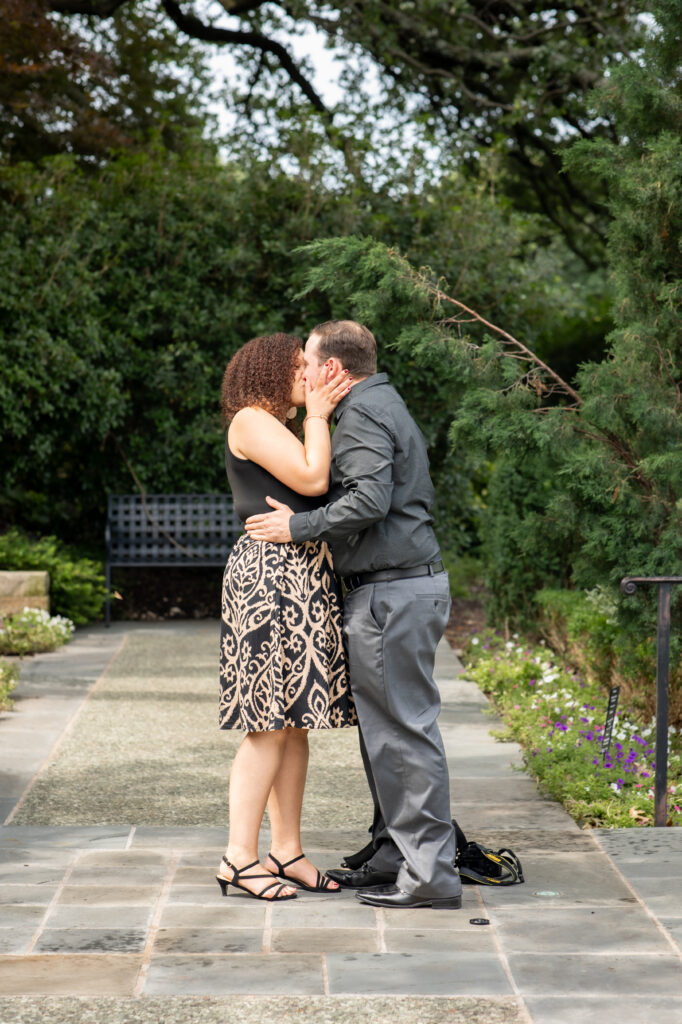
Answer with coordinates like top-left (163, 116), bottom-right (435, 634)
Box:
top-left (220, 333), bottom-right (303, 429)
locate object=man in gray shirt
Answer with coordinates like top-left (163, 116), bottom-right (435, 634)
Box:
top-left (245, 320), bottom-right (461, 909)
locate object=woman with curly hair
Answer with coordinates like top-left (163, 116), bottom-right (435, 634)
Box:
top-left (216, 332), bottom-right (356, 902)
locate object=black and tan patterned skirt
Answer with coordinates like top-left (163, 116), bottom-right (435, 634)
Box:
top-left (219, 534), bottom-right (356, 732)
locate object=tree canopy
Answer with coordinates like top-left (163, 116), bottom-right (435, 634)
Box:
top-left (42, 0), bottom-right (646, 264)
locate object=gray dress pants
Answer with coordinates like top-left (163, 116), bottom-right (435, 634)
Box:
top-left (343, 571), bottom-right (461, 898)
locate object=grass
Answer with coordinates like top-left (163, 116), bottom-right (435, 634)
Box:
top-left (465, 629), bottom-right (682, 828)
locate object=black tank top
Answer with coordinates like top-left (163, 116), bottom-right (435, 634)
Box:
top-left (224, 434), bottom-right (325, 522)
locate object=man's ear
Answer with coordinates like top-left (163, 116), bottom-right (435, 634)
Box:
top-left (323, 356), bottom-right (344, 380)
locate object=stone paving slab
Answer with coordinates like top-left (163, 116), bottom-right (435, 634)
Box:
top-left (325, 952), bottom-right (513, 996)
top-left (0, 955), bottom-right (142, 995)
top-left (489, 905), bottom-right (673, 953)
top-left (524, 996), bottom-right (682, 1024)
top-left (153, 927), bottom-right (265, 953)
top-left (0, 827), bottom-right (131, 850)
top-left (144, 953), bottom-right (326, 995)
top-left (508, 952), bottom-right (682, 995)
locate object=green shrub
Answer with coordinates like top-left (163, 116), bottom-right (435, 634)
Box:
top-left (479, 453), bottom-right (574, 629)
top-left (0, 529), bottom-right (106, 624)
top-left (0, 607), bottom-right (75, 656)
top-left (441, 552), bottom-right (484, 600)
top-left (535, 586), bottom-right (680, 722)
top-left (535, 587), bottom-right (621, 686)
top-left (0, 659), bottom-right (18, 711)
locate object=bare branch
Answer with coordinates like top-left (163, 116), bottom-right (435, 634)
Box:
top-left (161, 0), bottom-right (330, 116)
top-left (50, 0), bottom-right (128, 13)
top-left (216, 1), bottom-right (268, 15)
top-left (423, 274), bottom-right (583, 406)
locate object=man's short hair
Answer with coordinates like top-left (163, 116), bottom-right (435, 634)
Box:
top-left (311, 320), bottom-right (377, 377)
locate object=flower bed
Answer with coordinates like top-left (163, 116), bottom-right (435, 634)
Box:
top-left (0, 607), bottom-right (75, 657)
top-left (465, 630), bottom-right (681, 828)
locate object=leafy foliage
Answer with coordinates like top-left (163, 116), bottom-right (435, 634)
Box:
top-left (0, 529), bottom-right (106, 623)
top-left (48, 0), bottom-right (647, 263)
top-left (0, 147), bottom-right (339, 539)
top-left (295, 0), bottom-right (682, 656)
top-left (0, 0), bottom-right (213, 164)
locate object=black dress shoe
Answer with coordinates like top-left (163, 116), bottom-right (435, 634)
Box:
top-left (355, 883), bottom-right (462, 910)
top-left (325, 864), bottom-right (398, 889)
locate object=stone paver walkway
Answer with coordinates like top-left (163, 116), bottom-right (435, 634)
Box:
top-left (0, 622), bottom-right (681, 1023)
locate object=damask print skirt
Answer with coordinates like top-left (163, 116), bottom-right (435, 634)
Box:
top-left (219, 534), bottom-right (356, 732)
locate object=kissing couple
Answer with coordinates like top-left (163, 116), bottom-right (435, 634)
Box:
top-left (216, 319), bottom-right (462, 910)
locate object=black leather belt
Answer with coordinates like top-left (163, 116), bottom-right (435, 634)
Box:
top-left (343, 559), bottom-right (445, 593)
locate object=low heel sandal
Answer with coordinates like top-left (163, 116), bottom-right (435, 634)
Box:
top-left (216, 857), bottom-right (297, 901)
top-left (267, 852), bottom-right (341, 893)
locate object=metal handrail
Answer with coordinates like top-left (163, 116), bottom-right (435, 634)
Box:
top-left (620, 576), bottom-right (682, 826)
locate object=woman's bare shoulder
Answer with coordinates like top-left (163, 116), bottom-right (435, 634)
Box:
top-left (231, 406), bottom-right (276, 425)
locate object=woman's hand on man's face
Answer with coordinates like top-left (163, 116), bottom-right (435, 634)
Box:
top-left (305, 365), bottom-right (351, 419)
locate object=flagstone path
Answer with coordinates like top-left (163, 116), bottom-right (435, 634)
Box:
top-left (0, 621), bottom-right (680, 1023)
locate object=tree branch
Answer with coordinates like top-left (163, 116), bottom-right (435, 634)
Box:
top-left (216, 0), bottom-right (269, 15)
top-left (419, 273), bottom-right (583, 407)
top-left (50, 0), bottom-right (128, 13)
top-left (160, 0), bottom-right (330, 117)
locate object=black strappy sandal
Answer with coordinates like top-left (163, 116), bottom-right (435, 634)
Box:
top-left (267, 852), bottom-right (341, 893)
top-left (216, 856), bottom-right (297, 901)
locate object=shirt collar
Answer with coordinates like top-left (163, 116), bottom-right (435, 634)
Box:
top-left (335, 372), bottom-right (389, 419)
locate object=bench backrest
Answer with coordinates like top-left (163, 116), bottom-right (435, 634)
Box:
top-left (106, 493), bottom-right (240, 567)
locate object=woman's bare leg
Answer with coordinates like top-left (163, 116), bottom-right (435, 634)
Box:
top-left (266, 728), bottom-right (339, 889)
top-left (221, 730), bottom-right (296, 897)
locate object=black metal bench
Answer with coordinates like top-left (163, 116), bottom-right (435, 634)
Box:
top-left (105, 493), bottom-right (241, 625)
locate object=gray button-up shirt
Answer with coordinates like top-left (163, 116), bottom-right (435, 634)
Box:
top-left (289, 373), bottom-right (441, 576)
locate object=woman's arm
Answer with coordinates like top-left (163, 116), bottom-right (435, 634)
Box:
top-left (228, 370), bottom-right (350, 496)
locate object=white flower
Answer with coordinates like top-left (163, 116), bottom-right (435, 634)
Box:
top-left (470, 637), bottom-right (480, 646)
top-left (609, 783), bottom-right (621, 795)
top-left (505, 641), bottom-right (514, 650)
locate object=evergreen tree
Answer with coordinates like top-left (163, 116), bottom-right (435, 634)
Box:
top-left (293, 0), bottom-right (682, 683)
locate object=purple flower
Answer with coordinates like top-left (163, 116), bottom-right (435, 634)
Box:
top-left (580, 717), bottom-right (589, 723)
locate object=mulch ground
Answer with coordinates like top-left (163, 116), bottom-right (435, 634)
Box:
top-left (112, 566), bottom-right (488, 650)
top-left (110, 567), bottom-right (223, 621)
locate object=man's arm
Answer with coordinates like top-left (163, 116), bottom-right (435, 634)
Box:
top-left (245, 406), bottom-right (394, 544)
